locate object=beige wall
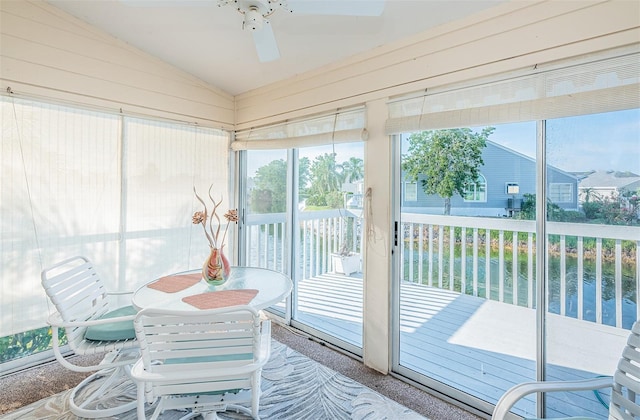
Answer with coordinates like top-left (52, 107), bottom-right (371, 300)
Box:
top-left (0, 0), bottom-right (234, 129)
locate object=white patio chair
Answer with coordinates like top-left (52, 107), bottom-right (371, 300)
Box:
top-left (41, 255), bottom-right (139, 418)
top-left (492, 320), bottom-right (640, 419)
top-left (130, 305), bottom-right (271, 420)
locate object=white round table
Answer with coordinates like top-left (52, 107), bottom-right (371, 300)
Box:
top-left (132, 266), bottom-right (292, 311)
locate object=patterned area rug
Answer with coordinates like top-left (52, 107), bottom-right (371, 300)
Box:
top-left (2, 340), bottom-right (426, 419)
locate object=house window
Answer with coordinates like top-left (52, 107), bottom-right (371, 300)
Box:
top-left (463, 174), bottom-right (487, 202)
top-left (404, 182), bottom-right (418, 201)
top-left (549, 183), bottom-right (573, 203)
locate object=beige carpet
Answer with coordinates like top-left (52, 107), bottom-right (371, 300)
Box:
top-left (0, 323), bottom-right (482, 420)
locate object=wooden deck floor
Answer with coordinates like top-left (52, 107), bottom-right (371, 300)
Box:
top-left (293, 273), bottom-right (627, 418)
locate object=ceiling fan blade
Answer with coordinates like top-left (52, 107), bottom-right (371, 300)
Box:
top-left (119, 0), bottom-right (210, 6)
top-left (286, 0), bottom-right (385, 17)
top-left (252, 23), bottom-right (280, 62)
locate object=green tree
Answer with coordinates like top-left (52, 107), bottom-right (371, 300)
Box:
top-left (298, 156), bottom-right (311, 201)
top-left (251, 159), bottom-right (287, 213)
top-left (402, 128), bottom-right (493, 215)
top-left (307, 153), bottom-right (341, 206)
top-left (578, 188), bottom-right (639, 225)
top-left (251, 189), bottom-right (274, 213)
top-left (341, 157), bottom-right (364, 183)
top-left (518, 193), bottom-right (566, 220)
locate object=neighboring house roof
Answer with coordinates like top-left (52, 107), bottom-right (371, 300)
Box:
top-left (578, 170), bottom-right (640, 190)
top-left (486, 140), bottom-right (578, 181)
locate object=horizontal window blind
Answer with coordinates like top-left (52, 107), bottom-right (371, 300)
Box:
top-left (1, 95), bottom-right (230, 338)
top-left (386, 51), bottom-right (640, 134)
top-left (1, 97), bottom-right (122, 338)
top-left (232, 107), bottom-right (367, 150)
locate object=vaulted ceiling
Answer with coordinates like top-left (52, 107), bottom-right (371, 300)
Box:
top-left (46, 0), bottom-right (506, 96)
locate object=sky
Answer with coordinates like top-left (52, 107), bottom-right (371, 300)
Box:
top-left (488, 109), bottom-right (640, 173)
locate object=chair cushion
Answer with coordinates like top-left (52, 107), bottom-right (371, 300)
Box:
top-left (167, 353), bottom-right (252, 364)
top-left (84, 306), bottom-right (137, 341)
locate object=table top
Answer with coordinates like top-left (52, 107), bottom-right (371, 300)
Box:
top-left (132, 266), bottom-right (292, 311)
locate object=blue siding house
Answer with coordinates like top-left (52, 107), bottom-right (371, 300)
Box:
top-left (402, 140), bottom-right (579, 217)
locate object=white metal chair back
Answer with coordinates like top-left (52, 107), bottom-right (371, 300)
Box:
top-left (132, 305), bottom-right (270, 420)
top-left (610, 320), bottom-right (640, 419)
top-left (492, 320), bottom-right (640, 419)
top-left (41, 256), bottom-right (138, 418)
top-left (42, 256), bottom-right (116, 351)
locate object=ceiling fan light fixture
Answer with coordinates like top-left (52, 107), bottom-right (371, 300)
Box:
top-left (243, 7), bottom-right (264, 31)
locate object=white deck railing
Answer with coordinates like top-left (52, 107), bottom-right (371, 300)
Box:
top-left (401, 213), bottom-right (640, 329)
top-left (245, 210), bottom-right (639, 330)
top-left (245, 209), bottom-right (361, 277)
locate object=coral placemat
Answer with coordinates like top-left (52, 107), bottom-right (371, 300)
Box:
top-left (182, 289), bottom-right (259, 310)
top-left (147, 273), bottom-right (201, 293)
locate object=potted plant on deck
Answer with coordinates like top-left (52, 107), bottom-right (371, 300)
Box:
top-left (331, 243), bottom-right (360, 276)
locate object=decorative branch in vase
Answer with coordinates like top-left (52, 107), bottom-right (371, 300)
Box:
top-left (192, 185), bottom-right (238, 285)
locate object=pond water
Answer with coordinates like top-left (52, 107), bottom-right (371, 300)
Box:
top-left (402, 247), bottom-right (637, 330)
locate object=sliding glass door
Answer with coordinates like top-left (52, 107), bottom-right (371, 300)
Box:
top-left (291, 143), bottom-right (364, 351)
top-left (391, 51), bottom-right (639, 417)
top-left (242, 149), bottom-right (290, 317)
top-left (396, 122), bottom-right (539, 416)
top-left (240, 142), bottom-right (365, 352)
top-left (543, 109), bottom-right (639, 417)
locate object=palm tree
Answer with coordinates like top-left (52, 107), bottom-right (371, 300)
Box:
top-left (581, 187), bottom-right (601, 203)
top-left (341, 157), bottom-right (364, 183)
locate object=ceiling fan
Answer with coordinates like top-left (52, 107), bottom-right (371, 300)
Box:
top-left (121, 0), bottom-right (385, 62)
top-left (218, 0), bottom-right (386, 62)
